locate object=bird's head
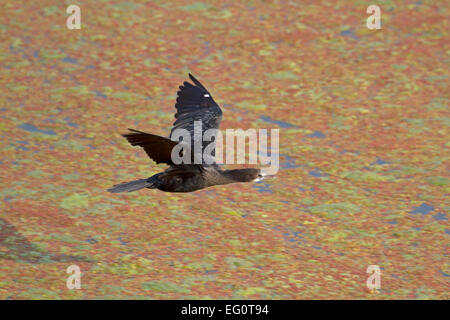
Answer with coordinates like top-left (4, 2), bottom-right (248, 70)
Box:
top-left (226, 168), bottom-right (269, 182)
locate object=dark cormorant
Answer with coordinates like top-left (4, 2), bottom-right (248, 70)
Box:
top-left (108, 74), bottom-right (264, 193)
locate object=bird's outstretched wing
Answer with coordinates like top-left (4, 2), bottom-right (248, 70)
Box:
top-left (170, 74), bottom-right (223, 165)
top-left (122, 129), bottom-right (179, 165)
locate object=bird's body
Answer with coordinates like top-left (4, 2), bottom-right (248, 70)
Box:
top-left (108, 74), bottom-right (264, 194)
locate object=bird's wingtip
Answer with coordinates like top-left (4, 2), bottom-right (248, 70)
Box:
top-left (188, 73), bottom-right (207, 90)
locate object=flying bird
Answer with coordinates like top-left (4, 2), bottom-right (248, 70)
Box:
top-left (108, 74), bottom-right (265, 193)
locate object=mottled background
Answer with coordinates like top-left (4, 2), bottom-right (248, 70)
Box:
top-left (0, 0), bottom-right (448, 299)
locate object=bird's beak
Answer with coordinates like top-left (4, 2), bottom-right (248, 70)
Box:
top-left (255, 173), bottom-right (275, 182)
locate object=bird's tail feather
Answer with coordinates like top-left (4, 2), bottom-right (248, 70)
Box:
top-left (107, 178), bottom-right (156, 193)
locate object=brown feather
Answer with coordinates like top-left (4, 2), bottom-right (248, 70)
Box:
top-left (122, 129), bottom-right (178, 165)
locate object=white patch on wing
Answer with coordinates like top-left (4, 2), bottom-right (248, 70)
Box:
top-left (204, 94), bottom-right (210, 97)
